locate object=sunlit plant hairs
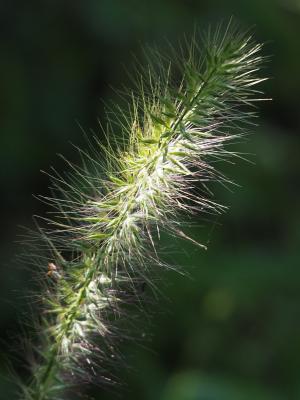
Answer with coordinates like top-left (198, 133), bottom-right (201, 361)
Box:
top-left (16, 21), bottom-right (267, 400)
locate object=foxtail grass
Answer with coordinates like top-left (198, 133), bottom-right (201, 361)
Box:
top-left (16, 21), bottom-right (267, 400)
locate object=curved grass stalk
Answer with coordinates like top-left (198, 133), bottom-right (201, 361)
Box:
top-left (18, 22), bottom-right (267, 400)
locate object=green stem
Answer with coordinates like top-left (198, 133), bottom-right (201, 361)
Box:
top-left (32, 262), bottom-right (97, 400)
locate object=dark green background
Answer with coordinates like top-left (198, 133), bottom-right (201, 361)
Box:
top-left (1, 0), bottom-right (300, 399)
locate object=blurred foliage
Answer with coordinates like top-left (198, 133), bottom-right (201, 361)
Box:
top-left (0, 0), bottom-right (299, 399)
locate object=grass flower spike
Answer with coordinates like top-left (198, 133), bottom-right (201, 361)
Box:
top-left (18, 22), bottom-right (266, 400)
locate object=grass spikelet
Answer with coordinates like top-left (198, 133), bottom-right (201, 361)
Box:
top-left (16, 21), bottom-right (267, 400)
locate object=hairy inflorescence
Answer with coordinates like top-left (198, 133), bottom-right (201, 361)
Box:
top-left (17, 22), bottom-right (267, 400)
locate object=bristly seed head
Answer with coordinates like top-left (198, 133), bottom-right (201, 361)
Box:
top-left (18, 20), bottom-right (267, 400)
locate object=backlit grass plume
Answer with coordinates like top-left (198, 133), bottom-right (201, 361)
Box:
top-left (18, 22), bottom-right (266, 399)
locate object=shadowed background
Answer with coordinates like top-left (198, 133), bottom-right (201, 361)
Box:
top-left (1, 0), bottom-right (300, 399)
